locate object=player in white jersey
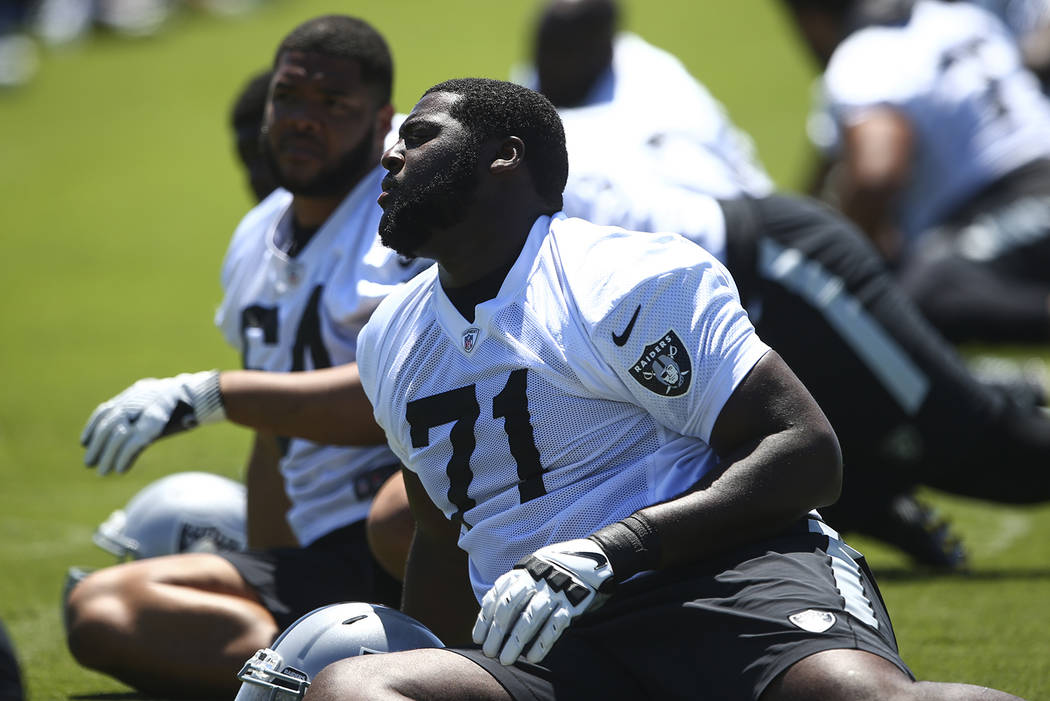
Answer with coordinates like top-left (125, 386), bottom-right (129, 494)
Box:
top-left (65, 16), bottom-right (425, 699)
top-left (958, 0), bottom-right (1050, 86)
top-left (301, 78), bottom-right (1024, 701)
top-left (513, 0), bottom-right (774, 200)
top-left (786, 0), bottom-right (1050, 343)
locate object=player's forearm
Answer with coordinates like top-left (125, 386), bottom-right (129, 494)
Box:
top-left (244, 432), bottom-right (297, 549)
top-left (658, 422), bottom-right (838, 562)
top-left (219, 364), bottom-right (387, 446)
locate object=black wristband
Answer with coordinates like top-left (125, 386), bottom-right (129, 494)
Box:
top-left (588, 512), bottom-right (662, 584)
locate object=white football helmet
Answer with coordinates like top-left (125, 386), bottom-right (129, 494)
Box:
top-left (93, 470), bottom-right (247, 559)
top-left (234, 602), bottom-right (445, 701)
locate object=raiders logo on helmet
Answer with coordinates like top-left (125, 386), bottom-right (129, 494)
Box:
top-left (629, 330), bottom-right (692, 397)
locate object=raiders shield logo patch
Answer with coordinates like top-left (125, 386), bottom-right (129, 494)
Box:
top-left (462, 327), bottom-right (481, 353)
top-left (788, 609), bottom-right (837, 633)
top-left (629, 330), bottom-right (692, 396)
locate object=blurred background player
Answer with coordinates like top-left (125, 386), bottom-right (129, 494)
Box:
top-left (65, 15), bottom-right (425, 699)
top-left (956, 0), bottom-right (1050, 90)
top-left (784, 0), bottom-right (1050, 344)
top-left (511, 0), bottom-right (1050, 570)
top-left (512, 0), bottom-right (773, 200)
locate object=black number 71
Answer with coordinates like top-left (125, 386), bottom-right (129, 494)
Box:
top-left (406, 369), bottom-right (545, 528)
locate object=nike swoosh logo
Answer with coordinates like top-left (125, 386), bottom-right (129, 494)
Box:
top-left (568, 551), bottom-right (608, 569)
top-left (611, 304), bottom-right (641, 347)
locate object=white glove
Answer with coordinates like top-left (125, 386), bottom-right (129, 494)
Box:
top-left (472, 538), bottom-right (615, 665)
top-left (81, 370), bottom-right (226, 476)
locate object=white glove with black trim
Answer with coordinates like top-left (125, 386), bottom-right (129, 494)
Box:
top-left (472, 538), bottom-right (615, 665)
top-left (81, 370), bottom-right (226, 476)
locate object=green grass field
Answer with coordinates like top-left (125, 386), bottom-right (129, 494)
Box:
top-left (1, 0), bottom-right (1048, 698)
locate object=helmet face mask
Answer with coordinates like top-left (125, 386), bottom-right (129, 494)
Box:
top-left (233, 603), bottom-right (445, 701)
top-left (235, 648), bottom-right (310, 701)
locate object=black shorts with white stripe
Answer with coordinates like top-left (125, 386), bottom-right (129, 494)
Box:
top-left (451, 516), bottom-right (912, 701)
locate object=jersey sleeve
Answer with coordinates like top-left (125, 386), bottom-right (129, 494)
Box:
top-left (583, 234), bottom-right (769, 442)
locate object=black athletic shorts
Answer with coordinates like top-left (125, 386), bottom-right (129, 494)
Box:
top-left (451, 517), bottom-right (911, 701)
top-left (220, 520), bottom-right (402, 631)
top-left (897, 158), bottom-right (1050, 343)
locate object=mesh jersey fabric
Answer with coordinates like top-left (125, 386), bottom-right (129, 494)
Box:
top-left (214, 165), bottom-right (428, 546)
top-left (358, 214), bottom-right (769, 601)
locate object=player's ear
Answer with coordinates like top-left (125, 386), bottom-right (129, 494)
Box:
top-left (490, 136), bottom-right (524, 175)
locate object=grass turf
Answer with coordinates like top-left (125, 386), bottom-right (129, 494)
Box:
top-left (0, 0), bottom-right (1047, 698)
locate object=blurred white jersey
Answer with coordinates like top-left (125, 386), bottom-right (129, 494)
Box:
top-left (559, 105), bottom-right (730, 262)
top-left (215, 165), bottom-right (428, 546)
top-left (515, 32), bottom-right (774, 201)
top-left (358, 214), bottom-right (769, 601)
top-left (968, 0), bottom-right (1050, 36)
top-left (823, 0), bottom-right (1050, 242)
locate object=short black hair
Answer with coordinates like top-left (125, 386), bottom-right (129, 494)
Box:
top-left (537, 0), bottom-right (619, 42)
top-left (230, 68), bottom-right (272, 132)
top-left (274, 15), bottom-right (393, 105)
top-left (423, 78), bottom-right (568, 210)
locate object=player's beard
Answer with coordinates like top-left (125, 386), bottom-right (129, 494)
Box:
top-left (378, 141), bottom-right (480, 258)
top-left (262, 123), bottom-right (377, 198)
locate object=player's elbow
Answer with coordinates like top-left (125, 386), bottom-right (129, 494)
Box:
top-left (806, 420), bottom-right (843, 509)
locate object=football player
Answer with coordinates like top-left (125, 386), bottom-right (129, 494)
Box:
top-left (785, 0), bottom-right (1050, 344)
top-left (67, 15), bottom-right (425, 698)
top-left (303, 77), bottom-right (1025, 701)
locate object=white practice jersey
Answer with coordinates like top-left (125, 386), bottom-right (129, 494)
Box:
top-left (215, 165), bottom-right (428, 546)
top-left (358, 214), bottom-right (769, 602)
top-left (559, 104), bottom-right (730, 262)
top-left (822, 0), bottom-right (1050, 242)
top-left (514, 32), bottom-right (774, 201)
top-left (968, 0), bottom-right (1050, 36)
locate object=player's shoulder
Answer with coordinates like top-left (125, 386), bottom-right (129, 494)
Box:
top-left (228, 188), bottom-right (292, 248)
top-left (547, 214), bottom-right (724, 317)
top-left (361, 263), bottom-right (438, 341)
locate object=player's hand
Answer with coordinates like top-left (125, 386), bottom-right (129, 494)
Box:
top-left (81, 370), bottom-right (226, 475)
top-left (472, 538), bottom-right (615, 665)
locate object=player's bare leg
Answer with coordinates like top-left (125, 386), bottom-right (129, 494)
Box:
top-left (763, 649), bottom-right (1025, 701)
top-left (306, 648), bottom-right (511, 701)
top-left (65, 553), bottom-right (278, 699)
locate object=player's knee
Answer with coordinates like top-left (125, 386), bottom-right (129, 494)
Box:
top-left (64, 570), bottom-right (136, 669)
top-left (763, 649), bottom-right (918, 701)
top-left (306, 656), bottom-right (398, 701)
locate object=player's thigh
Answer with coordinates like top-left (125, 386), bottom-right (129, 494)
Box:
top-left (307, 648), bottom-right (511, 701)
top-left (761, 648), bottom-right (915, 701)
top-left (74, 553), bottom-right (254, 601)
